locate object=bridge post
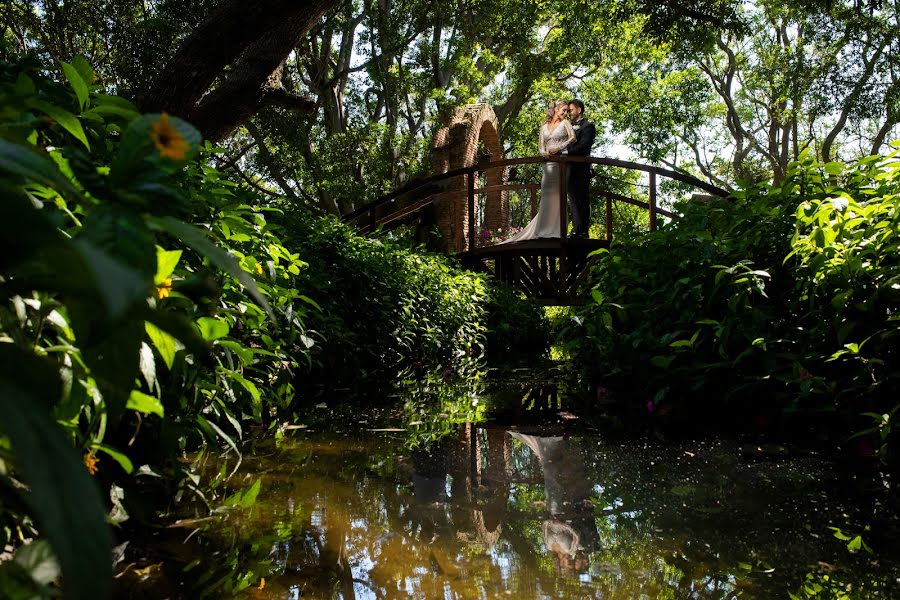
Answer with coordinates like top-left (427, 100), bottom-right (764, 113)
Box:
top-left (467, 170), bottom-right (476, 251)
top-left (605, 195), bottom-right (613, 241)
top-left (649, 171), bottom-right (658, 231)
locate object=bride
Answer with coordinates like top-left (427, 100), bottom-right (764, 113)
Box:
top-left (502, 101), bottom-right (576, 243)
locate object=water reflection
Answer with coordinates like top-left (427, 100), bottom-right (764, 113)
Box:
top-left (510, 432), bottom-right (598, 574)
top-left (182, 418), bottom-right (900, 600)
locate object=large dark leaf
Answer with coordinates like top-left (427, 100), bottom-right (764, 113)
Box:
top-left (141, 306), bottom-right (209, 357)
top-left (74, 315), bottom-right (145, 423)
top-left (0, 186), bottom-right (65, 272)
top-left (0, 346), bottom-right (112, 600)
top-left (0, 139), bottom-right (83, 199)
top-left (77, 208), bottom-right (157, 281)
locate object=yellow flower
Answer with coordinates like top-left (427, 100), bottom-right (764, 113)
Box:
top-left (83, 452), bottom-right (99, 476)
top-left (255, 262), bottom-right (264, 275)
top-left (155, 278), bottom-right (173, 300)
top-left (151, 113), bottom-right (189, 161)
top-left (258, 578), bottom-right (265, 590)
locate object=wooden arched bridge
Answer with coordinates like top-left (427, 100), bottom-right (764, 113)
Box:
top-left (342, 105), bottom-right (728, 305)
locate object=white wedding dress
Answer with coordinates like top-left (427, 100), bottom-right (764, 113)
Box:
top-left (502, 120), bottom-right (576, 243)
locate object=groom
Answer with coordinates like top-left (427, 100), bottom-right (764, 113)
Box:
top-left (565, 100), bottom-right (596, 239)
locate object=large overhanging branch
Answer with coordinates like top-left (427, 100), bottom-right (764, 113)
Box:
top-left (141, 0), bottom-right (339, 142)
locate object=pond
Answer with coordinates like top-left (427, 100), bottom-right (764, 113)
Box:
top-left (118, 379), bottom-right (900, 599)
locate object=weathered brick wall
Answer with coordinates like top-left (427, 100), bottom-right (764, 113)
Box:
top-left (431, 104), bottom-right (508, 252)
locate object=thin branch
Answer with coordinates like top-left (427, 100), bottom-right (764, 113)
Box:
top-left (235, 167), bottom-right (282, 197)
top-left (245, 121), bottom-right (300, 200)
top-left (215, 142), bottom-right (258, 171)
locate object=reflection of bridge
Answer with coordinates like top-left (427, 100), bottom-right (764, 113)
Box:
top-left (344, 155), bottom-right (728, 304)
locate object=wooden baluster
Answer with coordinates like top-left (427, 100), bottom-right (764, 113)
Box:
top-left (530, 187), bottom-right (538, 218)
top-left (605, 195), bottom-right (613, 242)
top-left (467, 170), bottom-right (476, 251)
top-left (649, 171), bottom-right (658, 232)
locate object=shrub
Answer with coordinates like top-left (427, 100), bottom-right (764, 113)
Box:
top-left (564, 146), bottom-right (900, 457)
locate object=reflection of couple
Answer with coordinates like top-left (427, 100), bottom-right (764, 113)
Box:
top-left (510, 432), bottom-right (599, 573)
top-left (504, 99), bottom-right (597, 243)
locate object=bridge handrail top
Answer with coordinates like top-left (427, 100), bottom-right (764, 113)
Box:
top-left (341, 155), bottom-right (730, 222)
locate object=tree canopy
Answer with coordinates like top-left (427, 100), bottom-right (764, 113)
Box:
top-left (5, 0), bottom-right (897, 212)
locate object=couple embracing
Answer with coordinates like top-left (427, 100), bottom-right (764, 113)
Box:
top-left (504, 99), bottom-right (596, 243)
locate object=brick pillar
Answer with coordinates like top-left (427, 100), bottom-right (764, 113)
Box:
top-left (430, 104), bottom-right (508, 252)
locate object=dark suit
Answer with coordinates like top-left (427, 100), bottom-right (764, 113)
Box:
top-left (566, 117), bottom-right (596, 237)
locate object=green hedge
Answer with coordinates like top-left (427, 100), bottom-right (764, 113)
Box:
top-left (563, 147), bottom-right (900, 457)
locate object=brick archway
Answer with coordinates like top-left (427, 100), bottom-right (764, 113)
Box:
top-left (431, 104), bottom-right (508, 252)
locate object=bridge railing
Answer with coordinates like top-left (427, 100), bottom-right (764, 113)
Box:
top-left (341, 155), bottom-right (730, 250)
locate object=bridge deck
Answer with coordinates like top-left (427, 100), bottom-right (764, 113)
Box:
top-left (460, 238), bottom-right (610, 305)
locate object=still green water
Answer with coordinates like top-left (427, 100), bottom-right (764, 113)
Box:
top-left (123, 383), bottom-right (900, 599)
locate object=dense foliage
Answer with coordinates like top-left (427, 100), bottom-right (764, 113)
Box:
top-left (8, 0), bottom-right (895, 216)
top-left (564, 146), bottom-right (900, 457)
top-left (0, 56), bottom-right (497, 598)
top-left (280, 213), bottom-right (488, 382)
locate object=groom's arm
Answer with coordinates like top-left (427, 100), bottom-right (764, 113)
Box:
top-left (567, 122), bottom-right (596, 156)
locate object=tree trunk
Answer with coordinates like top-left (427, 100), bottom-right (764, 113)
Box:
top-left (141, 0), bottom-right (337, 141)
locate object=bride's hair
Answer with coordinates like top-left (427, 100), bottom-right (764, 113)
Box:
top-left (545, 100), bottom-right (568, 123)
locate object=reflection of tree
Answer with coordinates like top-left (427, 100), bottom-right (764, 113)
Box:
top-left (179, 422), bottom-right (900, 600)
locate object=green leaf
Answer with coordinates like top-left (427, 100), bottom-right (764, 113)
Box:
top-left (240, 479), bottom-right (261, 508)
top-left (824, 162), bottom-right (844, 175)
top-left (126, 390), bottom-right (164, 418)
top-left (72, 55), bottom-right (94, 87)
top-left (60, 61), bottom-right (89, 110)
top-left (829, 527), bottom-right (852, 541)
top-left (196, 414), bottom-right (239, 456)
top-left (93, 93), bottom-right (137, 111)
top-left (79, 208), bottom-right (157, 282)
top-left (147, 216), bottom-right (273, 319)
top-left (155, 247), bottom-right (182, 284)
top-left (217, 340), bottom-right (254, 366)
top-left (143, 308), bottom-right (207, 356)
top-left (67, 239), bottom-right (150, 323)
top-left (91, 443), bottom-right (135, 474)
top-left (224, 479), bottom-right (262, 510)
top-left (83, 104), bottom-right (140, 121)
top-left (650, 355), bottom-right (674, 369)
top-left (13, 539), bottom-right (60, 585)
top-left (28, 99), bottom-right (90, 150)
top-left (145, 321), bottom-right (179, 370)
top-left (15, 72), bottom-right (35, 96)
top-left (591, 289), bottom-right (603, 305)
top-left (229, 372), bottom-right (262, 416)
top-left (0, 346), bottom-right (112, 600)
top-left (0, 139), bottom-right (81, 198)
top-left (197, 317), bottom-right (230, 341)
top-left (79, 318), bottom-right (145, 423)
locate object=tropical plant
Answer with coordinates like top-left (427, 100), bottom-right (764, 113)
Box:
top-left (565, 144), bottom-right (900, 459)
